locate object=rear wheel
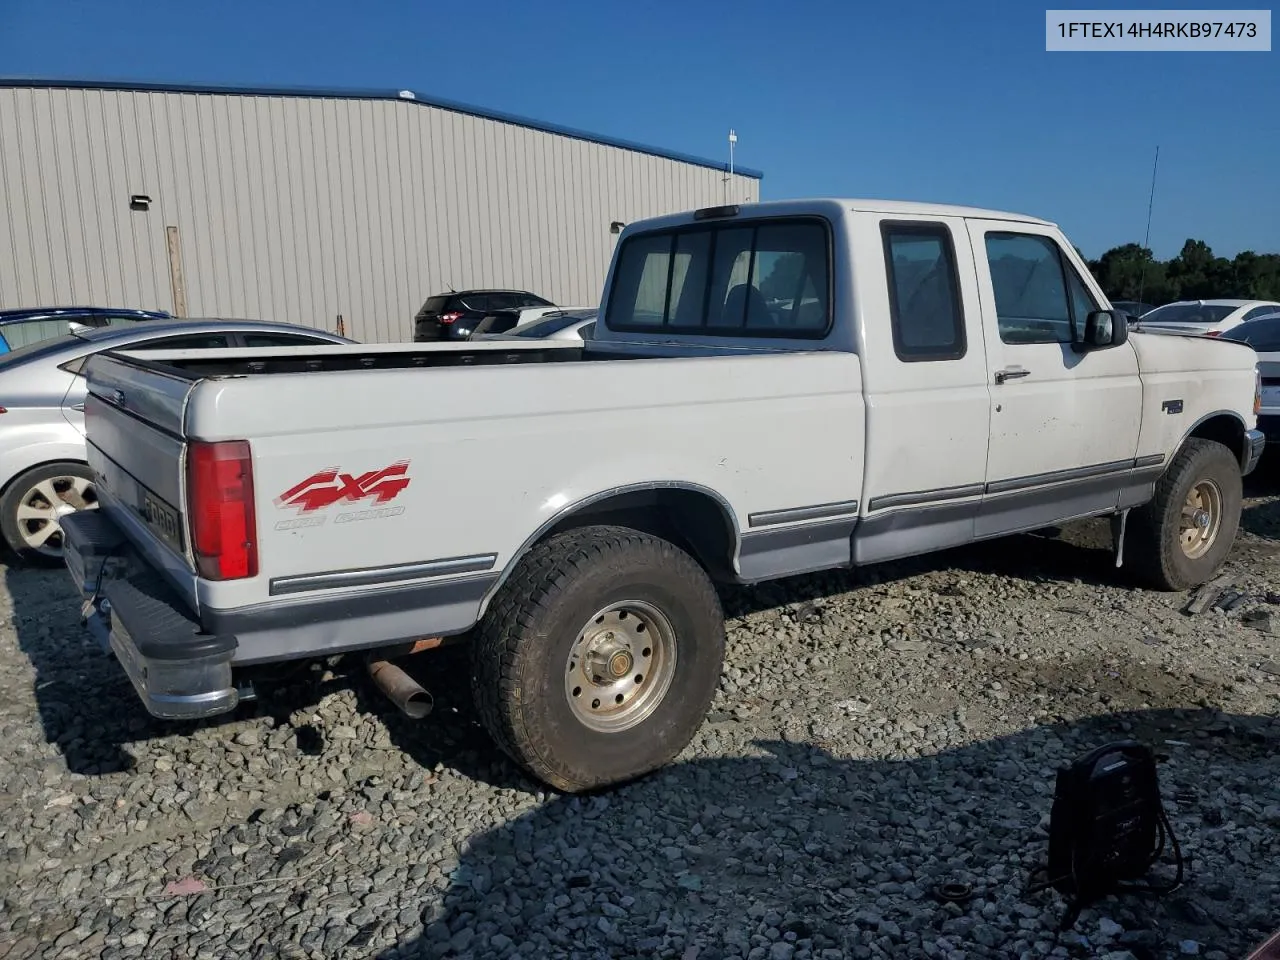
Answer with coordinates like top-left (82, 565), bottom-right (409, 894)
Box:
top-left (1126, 438), bottom-right (1241, 591)
top-left (0, 462), bottom-right (98, 566)
top-left (471, 524), bottom-right (725, 792)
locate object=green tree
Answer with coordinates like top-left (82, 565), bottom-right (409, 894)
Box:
top-left (1086, 238), bottom-right (1280, 306)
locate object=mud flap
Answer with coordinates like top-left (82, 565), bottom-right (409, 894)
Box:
top-left (1110, 508), bottom-right (1130, 568)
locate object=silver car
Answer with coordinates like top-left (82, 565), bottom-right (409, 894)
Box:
top-left (475, 308), bottom-right (597, 342)
top-left (0, 318), bottom-right (354, 564)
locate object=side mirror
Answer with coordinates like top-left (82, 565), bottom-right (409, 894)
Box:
top-left (1078, 309), bottom-right (1128, 351)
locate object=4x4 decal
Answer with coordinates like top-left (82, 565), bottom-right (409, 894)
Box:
top-left (275, 461), bottom-right (412, 514)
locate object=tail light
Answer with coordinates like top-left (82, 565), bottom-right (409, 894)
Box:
top-left (186, 440), bottom-right (258, 580)
top-left (1256, 369), bottom-right (1263, 416)
top-left (1205, 330), bottom-right (1222, 338)
top-left (439, 311), bottom-right (463, 324)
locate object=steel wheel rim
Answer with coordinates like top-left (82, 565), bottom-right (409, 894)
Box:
top-left (1179, 479), bottom-right (1222, 560)
top-left (564, 600), bottom-right (677, 733)
top-left (16, 475), bottom-right (97, 558)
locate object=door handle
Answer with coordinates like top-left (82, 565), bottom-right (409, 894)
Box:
top-left (994, 366), bottom-right (1030, 385)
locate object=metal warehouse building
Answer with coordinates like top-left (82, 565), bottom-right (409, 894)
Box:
top-left (0, 79), bottom-right (762, 343)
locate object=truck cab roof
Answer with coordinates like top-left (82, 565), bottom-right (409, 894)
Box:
top-left (622, 198), bottom-right (1055, 235)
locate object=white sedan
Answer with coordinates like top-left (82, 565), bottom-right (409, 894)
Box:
top-left (1133, 298), bottom-right (1280, 338)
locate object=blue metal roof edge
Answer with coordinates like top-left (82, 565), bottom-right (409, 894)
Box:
top-left (0, 76), bottom-right (764, 180)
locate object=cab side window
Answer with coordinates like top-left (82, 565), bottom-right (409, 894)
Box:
top-left (985, 233), bottom-right (1095, 344)
top-left (881, 221), bottom-right (966, 361)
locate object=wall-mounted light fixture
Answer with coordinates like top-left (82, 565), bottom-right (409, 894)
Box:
top-left (129, 194), bottom-right (152, 212)
top-left (610, 221), bottom-right (625, 234)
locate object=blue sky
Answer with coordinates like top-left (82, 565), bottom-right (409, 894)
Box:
top-left (2, 0), bottom-right (1276, 259)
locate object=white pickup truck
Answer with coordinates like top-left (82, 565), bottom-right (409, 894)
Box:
top-left (61, 198), bottom-right (1264, 793)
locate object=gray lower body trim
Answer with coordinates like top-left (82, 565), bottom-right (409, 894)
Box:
top-left (853, 498), bottom-right (976, 566)
top-left (976, 466), bottom-right (1157, 539)
top-left (853, 460), bottom-right (1166, 566)
top-left (737, 517), bottom-right (857, 583)
top-left (206, 573), bottom-right (500, 666)
top-left (269, 553), bottom-right (498, 596)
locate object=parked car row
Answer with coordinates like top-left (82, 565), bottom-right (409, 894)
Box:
top-left (412, 288), bottom-right (595, 342)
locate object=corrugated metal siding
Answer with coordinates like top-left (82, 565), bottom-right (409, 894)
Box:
top-left (0, 87), bottom-right (760, 343)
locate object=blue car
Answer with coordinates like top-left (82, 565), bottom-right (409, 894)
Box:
top-left (0, 306), bottom-right (172, 354)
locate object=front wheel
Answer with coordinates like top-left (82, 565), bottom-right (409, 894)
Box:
top-left (1126, 438), bottom-right (1242, 591)
top-left (471, 524), bottom-right (726, 792)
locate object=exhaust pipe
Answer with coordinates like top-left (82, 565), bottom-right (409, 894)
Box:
top-left (367, 659), bottom-right (433, 719)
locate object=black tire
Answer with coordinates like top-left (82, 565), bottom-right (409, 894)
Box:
top-left (0, 461), bottom-right (97, 566)
top-left (1126, 438), bottom-right (1242, 591)
top-left (471, 524), bottom-right (726, 792)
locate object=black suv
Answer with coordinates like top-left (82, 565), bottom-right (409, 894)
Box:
top-left (413, 290), bottom-right (554, 341)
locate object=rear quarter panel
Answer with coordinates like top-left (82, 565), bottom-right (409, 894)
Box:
top-left (184, 352), bottom-right (866, 612)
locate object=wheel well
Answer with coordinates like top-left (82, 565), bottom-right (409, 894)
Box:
top-left (1185, 414), bottom-right (1246, 468)
top-left (539, 488), bottom-right (739, 582)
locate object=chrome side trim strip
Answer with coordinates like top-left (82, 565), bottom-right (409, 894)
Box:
top-left (985, 458), bottom-right (1134, 496)
top-left (867, 483), bottom-right (984, 512)
top-left (270, 553), bottom-right (499, 596)
top-left (748, 499), bottom-right (861, 528)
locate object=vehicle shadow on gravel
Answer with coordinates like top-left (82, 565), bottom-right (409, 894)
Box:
top-left (1, 563), bottom-right (152, 775)
top-left (1242, 459), bottom-right (1280, 541)
top-left (379, 706), bottom-right (1280, 960)
top-left (1, 562), bottom-right (352, 776)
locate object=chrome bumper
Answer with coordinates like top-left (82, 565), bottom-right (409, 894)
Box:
top-left (60, 511), bottom-right (240, 721)
top-left (1244, 428), bottom-right (1266, 476)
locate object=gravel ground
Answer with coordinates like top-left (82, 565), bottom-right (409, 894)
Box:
top-left (2, 480), bottom-right (1280, 960)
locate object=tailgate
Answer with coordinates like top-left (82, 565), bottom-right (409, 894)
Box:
top-left (83, 352), bottom-right (200, 606)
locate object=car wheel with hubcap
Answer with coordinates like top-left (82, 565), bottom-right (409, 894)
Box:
top-left (1127, 438), bottom-right (1241, 591)
top-left (0, 462), bottom-right (98, 566)
top-left (472, 524), bottom-right (726, 792)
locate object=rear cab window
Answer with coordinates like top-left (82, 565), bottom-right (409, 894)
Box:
top-left (606, 216), bottom-right (832, 338)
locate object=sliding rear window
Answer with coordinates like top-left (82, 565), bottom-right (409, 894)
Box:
top-left (606, 217), bottom-right (832, 338)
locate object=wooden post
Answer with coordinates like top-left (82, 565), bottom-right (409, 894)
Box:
top-left (165, 225), bottom-right (187, 318)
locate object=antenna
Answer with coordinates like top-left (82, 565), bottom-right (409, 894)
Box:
top-left (1137, 145), bottom-right (1160, 309)
top-left (723, 129), bottom-right (737, 204)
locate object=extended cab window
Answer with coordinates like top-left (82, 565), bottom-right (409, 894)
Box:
top-left (882, 222), bottom-right (965, 361)
top-left (608, 218), bottom-right (831, 337)
top-left (985, 233), bottom-right (1095, 345)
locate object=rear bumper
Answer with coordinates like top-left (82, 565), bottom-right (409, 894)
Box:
top-left (60, 511), bottom-right (240, 720)
top-left (1244, 428), bottom-right (1267, 476)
